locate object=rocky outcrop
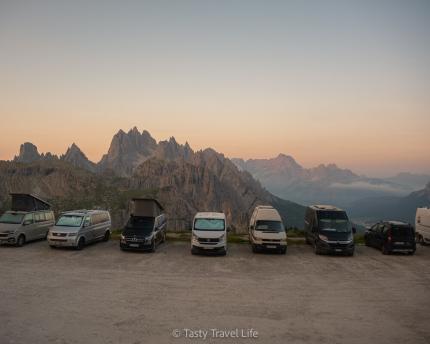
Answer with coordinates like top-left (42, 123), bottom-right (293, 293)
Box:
top-left (97, 127), bottom-right (157, 176)
top-left (61, 143), bottom-right (96, 172)
top-left (14, 142), bottom-right (42, 163)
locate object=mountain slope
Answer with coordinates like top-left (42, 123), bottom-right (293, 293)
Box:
top-left (232, 154), bottom-right (413, 207)
top-left (348, 182), bottom-right (430, 224)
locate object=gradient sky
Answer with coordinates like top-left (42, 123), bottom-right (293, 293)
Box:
top-left (0, 0), bottom-right (429, 177)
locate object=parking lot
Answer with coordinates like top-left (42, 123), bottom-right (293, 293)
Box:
top-left (1, 240), bottom-right (429, 344)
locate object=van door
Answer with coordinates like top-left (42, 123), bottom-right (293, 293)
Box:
top-left (82, 216), bottom-right (94, 242)
top-left (34, 212), bottom-right (48, 238)
top-left (374, 224), bottom-right (385, 248)
top-left (22, 213), bottom-right (37, 240)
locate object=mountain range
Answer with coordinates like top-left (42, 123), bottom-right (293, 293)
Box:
top-left (4, 127), bottom-right (429, 228)
top-left (1, 128), bottom-right (306, 232)
top-left (232, 154), bottom-right (430, 208)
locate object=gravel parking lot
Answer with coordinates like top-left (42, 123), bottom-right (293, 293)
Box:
top-left (0, 240), bottom-right (429, 344)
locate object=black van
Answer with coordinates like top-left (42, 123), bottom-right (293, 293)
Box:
top-left (304, 205), bottom-right (355, 256)
top-left (364, 221), bottom-right (415, 255)
top-left (120, 198), bottom-right (167, 252)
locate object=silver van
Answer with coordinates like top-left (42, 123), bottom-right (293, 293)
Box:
top-left (47, 210), bottom-right (111, 250)
top-left (0, 193), bottom-right (55, 247)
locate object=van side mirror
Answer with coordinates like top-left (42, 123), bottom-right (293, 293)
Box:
top-left (23, 220), bottom-right (32, 226)
top-left (352, 227), bottom-right (357, 234)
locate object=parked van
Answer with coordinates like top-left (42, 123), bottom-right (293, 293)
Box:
top-left (0, 193), bottom-right (55, 247)
top-left (415, 207), bottom-right (430, 245)
top-left (304, 205), bottom-right (355, 256)
top-left (48, 210), bottom-right (111, 250)
top-left (120, 199), bottom-right (166, 252)
top-left (249, 205), bottom-right (287, 254)
top-left (191, 212), bottom-right (228, 255)
top-left (365, 221), bottom-right (415, 254)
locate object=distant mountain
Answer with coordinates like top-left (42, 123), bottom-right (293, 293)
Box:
top-left (1, 130), bottom-right (307, 231)
top-left (232, 154), bottom-right (414, 207)
top-left (61, 143), bottom-right (96, 173)
top-left (385, 172), bottom-right (430, 191)
top-left (348, 182), bottom-right (430, 225)
top-left (98, 127), bottom-right (157, 176)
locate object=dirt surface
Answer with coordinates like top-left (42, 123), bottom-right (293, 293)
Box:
top-left (0, 240), bottom-right (429, 344)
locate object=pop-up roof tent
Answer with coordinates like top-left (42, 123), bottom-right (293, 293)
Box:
top-left (10, 193), bottom-right (51, 212)
top-left (129, 198), bottom-right (164, 217)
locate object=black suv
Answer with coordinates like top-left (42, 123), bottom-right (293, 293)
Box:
top-left (364, 221), bottom-right (416, 255)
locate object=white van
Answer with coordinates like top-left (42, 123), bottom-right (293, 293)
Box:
top-left (191, 212), bottom-right (228, 256)
top-left (249, 205), bottom-right (287, 254)
top-left (416, 207), bottom-right (430, 245)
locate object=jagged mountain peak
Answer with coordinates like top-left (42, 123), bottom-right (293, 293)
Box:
top-left (14, 142), bottom-right (41, 163)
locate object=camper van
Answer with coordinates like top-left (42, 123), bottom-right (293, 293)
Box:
top-left (191, 212), bottom-right (228, 255)
top-left (304, 205), bottom-right (355, 256)
top-left (249, 205), bottom-right (287, 254)
top-left (416, 207), bottom-right (430, 245)
top-left (120, 198), bottom-right (166, 252)
top-left (0, 193), bottom-right (55, 247)
top-left (47, 210), bottom-right (111, 250)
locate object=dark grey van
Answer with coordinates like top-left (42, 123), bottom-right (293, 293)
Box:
top-left (304, 205), bottom-right (355, 256)
top-left (120, 198), bottom-right (167, 252)
top-left (0, 194), bottom-right (55, 247)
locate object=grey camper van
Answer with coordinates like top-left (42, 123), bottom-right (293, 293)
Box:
top-left (120, 198), bottom-right (167, 252)
top-left (48, 210), bottom-right (111, 250)
top-left (0, 193), bottom-right (55, 247)
top-left (304, 205), bottom-right (356, 256)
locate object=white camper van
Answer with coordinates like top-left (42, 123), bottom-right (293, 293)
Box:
top-left (416, 207), bottom-right (430, 245)
top-left (191, 212), bottom-right (228, 255)
top-left (249, 205), bottom-right (287, 254)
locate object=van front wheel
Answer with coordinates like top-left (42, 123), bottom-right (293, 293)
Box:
top-left (103, 231), bottom-right (110, 242)
top-left (76, 238), bottom-right (85, 250)
top-left (16, 235), bottom-right (25, 247)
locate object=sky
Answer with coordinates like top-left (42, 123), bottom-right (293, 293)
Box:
top-left (0, 0), bottom-right (429, 177)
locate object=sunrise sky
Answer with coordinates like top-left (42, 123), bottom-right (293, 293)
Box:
top-left (0, 1), bottom-right (429, 176)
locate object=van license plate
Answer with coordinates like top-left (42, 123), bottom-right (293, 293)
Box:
top-left (394, 242), bottom-right (404, 245)
top-left (335, 249), bottom-right (342, 252)
top-left (266, 245), bottom-right (277, 249)
top-left (129, 244), bottom-right (139, 248)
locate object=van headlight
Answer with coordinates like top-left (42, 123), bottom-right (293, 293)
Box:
top-left (318, 234), bottom-right (329, 242)
top-left (219, 233), bottom-right (225, 241)
top-left (68, 232), bottom-right (78, 237)
top-left (192, 233), bottom-right (199, 241)
top-left (120, 234), bottom-right (125, 240)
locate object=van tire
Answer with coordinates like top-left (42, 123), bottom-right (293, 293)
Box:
top-left (150, 239), bottom-right (156, 253)
top-left (219, 248), bottom-right (227, 256)
top-left (16, 235), bottom-right (25, 247)
top-left (103, 231), bottom-right (110, 242)
top-left (251, 244), bottom-right (258, 253)
top-left (161, 231), bottom-right (166, 243)
top-left (76, 237), bottom-right (85, 250)
top-left (417, 234), bottom-right (425, 246)
top-left (408, 250), bottom-right (416, 255)
top-left (280, 247), bottom-right (287, 255)
top-left (314, 242), bottom-right (322, 255)
top-left (382, 245), bottom-right (390, 255)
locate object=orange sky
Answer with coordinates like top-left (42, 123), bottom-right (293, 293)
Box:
top-left (0, 1), bottom-right (429, 177)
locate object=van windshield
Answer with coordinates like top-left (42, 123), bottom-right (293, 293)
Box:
top-left (194, 219), bottom-right (225, 231)
top-left (125, 216), bottom-right (155, 235)
top-left (0, 212), bottom-right (24, 224)
top-left (255, 220), bottom-right (284, 232)
top-left (56, 215), bottom-right (84, 227)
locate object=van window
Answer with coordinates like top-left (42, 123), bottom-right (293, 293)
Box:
top-left (23, 214), bottom-right (34, 224)
top-left (194, 219), bottom-right (225, 231)
top-left (0, 212), bottom-right (24, 224)
top-left (35, 212), bottom-right (46, 223)
top-left (391, 226), bottom-right (414, 238)
top-left (317, 211), bottom-right (350, 233)
top-left (255, 220), bottom-right (284, 232)
top-left (56, 215), bottom-right (84, 227)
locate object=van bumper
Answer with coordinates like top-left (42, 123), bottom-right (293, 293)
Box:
top-left (0, 235), bottom-right (17, 245)
top-left (316, 240), bottom-right (355, 255)
top-left (191, 244), bottom-right (226, 255)
top-left (120, 242), bottom-right (153, 251)
top-left (47, 237), bottom-right (78, 247)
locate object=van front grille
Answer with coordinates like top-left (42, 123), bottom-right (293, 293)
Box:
top-left (198, 238), bottom-right (219, 244)
top-left (52, 232), bottom-right (67, 237)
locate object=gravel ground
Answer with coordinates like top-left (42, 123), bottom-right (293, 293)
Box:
top-left (0, 240), bottom-right (429, 344)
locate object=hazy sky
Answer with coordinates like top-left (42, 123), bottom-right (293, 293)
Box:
top-left (0, 0), bottom-right (429, 176)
